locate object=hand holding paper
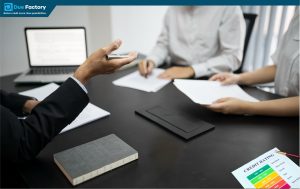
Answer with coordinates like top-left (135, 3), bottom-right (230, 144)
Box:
top-left (207, 97), bottom-right (256, 115)
top-left (173, 79), bottom-right (258, 105)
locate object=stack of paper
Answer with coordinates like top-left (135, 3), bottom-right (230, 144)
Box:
top-left (19, 83), bottom-right (110, 133)
top-left (173, 79), bottom-right (258, 105)
top-left (113, 68), bottom-right (171, 92)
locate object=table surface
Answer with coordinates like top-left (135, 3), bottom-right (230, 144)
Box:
top-left (0, 67), bottom-right (299, 188)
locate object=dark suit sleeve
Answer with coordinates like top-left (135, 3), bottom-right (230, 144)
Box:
top-left (1, 78), bottom-right (89, 162)
top-left (0, 89), bottom-right (34, 116)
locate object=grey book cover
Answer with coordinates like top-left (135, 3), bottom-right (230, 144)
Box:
top-left (54, 134), bottom-right (138, 186)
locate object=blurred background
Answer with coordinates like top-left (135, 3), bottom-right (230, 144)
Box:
top-left (0, 6), bottom-right (296, 76)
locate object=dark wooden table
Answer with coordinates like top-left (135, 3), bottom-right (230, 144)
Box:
top-left (0, 67), bottom-right (298, 188)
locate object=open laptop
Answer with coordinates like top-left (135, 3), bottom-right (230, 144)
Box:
top-left (14, 27), bottom-right (88, 84)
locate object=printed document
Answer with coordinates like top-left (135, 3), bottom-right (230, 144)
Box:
top-left (19, 83), bottom-right (110, 133)
top-left (113, 68), bottom-right (171, 92)
top-left (173, 79), bottom-right (258, 105)
top-left (232, 147), bottom-right (300, 188)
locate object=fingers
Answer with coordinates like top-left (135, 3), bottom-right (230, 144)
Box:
top-left (158, 71), bottom-right (172, 80)
top-left (138, 60), bottom-right (148, 77)
top-left (221, 79), bottom-right (234, 85)
top-left (147, 61), bottom-right (154, 75)
top-left (138, 60), bottom-right (154, 78)
top-left (209, 74), bottom-right (219, 81)
top-left (158, 68), bottom-right (173, 79)
top-left (213, 97), bottom-right (232, 104)
top-left (209, 74), bottom-right (223, 81)
top-left (207, 98), bottom-right (232, 112)
top-left (100, 39), bottom-right (122, 56)
top-left (207, 103), bottom-right (223, 112)
top-left (111, 51), bottom-right (138, 67)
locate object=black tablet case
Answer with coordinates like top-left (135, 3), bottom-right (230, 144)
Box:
top-left (135, 106), bottom-right (215, 140)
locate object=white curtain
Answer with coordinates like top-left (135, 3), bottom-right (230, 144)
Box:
top-left (241, 6), bottom-right (296, 72)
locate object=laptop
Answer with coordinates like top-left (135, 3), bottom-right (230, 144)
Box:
top-left (14, 27), bottom-right (88, 84)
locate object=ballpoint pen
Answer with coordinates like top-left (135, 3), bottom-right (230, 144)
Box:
top-left (276, 151), bottom-right (300, 159)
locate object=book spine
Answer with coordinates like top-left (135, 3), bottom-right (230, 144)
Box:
top-left (73, 153), bottom-right (138, 186)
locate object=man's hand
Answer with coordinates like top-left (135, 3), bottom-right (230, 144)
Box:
top-left (138, 59), bottom-right (155, 78)
top-left (209, 72), bottom-right (240, 85)
top-left (207, 97), bottom-right (252, 115)
top-left (74, 39), bottom-right (138, 84)
top-left (158, 66), bottom-right (195, 79)
top-left (23, 100), bottom-right (40, 114)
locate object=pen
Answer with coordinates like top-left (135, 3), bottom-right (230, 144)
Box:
top-left (276, 151), bottom-right (300, 159)
top-left (144, 60), bottom-right (149, 78)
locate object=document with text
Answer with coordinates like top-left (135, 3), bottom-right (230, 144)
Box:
top-left (19, 83), bottom-right (110, 133)
top-left (113, 68), bottom-right (171, 92)
top-left (173, 79), bottom-right (259, 105)
top-left (232, 147), bottom-right (300, 188)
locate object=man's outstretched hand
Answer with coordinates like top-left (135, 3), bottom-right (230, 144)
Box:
top-left (74, 39), bottom-right (138, 85)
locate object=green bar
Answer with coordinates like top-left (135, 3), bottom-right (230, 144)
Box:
top-left (247, 164), bottom-right (271, 180)
top-left (250, 167), bottom-right (274, 184)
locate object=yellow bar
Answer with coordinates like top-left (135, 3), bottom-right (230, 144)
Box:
top-left (254, 171), bottom-right (278, 188)
top-left (261, 176), bottom-right (283, 189)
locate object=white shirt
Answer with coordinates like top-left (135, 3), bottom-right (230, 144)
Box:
top-left (70, 76), bottom-right (88, 94)
top-left (272, 9), bottom-right (299, 97)
top-left (147, 6), bottom-right (246, 78)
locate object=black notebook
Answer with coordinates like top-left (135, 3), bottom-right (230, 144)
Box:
top-left (136, 105), bottom-right (215, 140)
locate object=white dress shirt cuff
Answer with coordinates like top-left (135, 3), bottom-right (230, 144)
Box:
top-left (191, 64), bottom-right (209, 78)
top-left (70, 76), bottom-right (88, 94)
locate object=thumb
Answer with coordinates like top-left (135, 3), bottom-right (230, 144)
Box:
top-left (213, 97), bottom-right (231, 104)
top-left (221, 79), bottom-right (233, 85)
top-left (100, 39), bottom-right (122, 56)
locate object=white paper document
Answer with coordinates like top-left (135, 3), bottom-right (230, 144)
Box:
top-left (232, 147), bottom-right (300, 188)
top-left (19, 83), bottom-right (110, 133)
top-left (173, 79), bottom-right (258, 105)
top-left (113, 68), bottom-right (171, 92)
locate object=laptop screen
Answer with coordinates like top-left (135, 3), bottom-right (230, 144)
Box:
top-left (25, 28), bottom-right (87, 67)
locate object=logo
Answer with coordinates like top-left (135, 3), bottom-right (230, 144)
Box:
top-left (4, 3), bottom-right (13, 11)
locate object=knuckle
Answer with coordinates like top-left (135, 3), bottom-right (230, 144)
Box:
top-left (112, 43), bottom-right (119, 49)
top-left (100, 48), bottom-right (107, 54)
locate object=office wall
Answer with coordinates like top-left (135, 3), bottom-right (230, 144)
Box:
top-left (0, 6), bottom-right (167, 76)
top-left (110, 6), bottom-right (167, 54)
top-left (0, 6), bottom-right (111, 76)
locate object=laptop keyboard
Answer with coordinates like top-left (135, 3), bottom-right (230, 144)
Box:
top-left (28, 67), bottom-right (77, 75)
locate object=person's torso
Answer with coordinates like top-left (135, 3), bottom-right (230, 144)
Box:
top-left (166, 7), bottom-right (226, 65)
top-left (274, 13), bottom-right (299, 97)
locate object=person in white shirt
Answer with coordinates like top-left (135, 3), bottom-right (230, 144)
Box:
top-left (207, 8), bottom-right (299, 117)
top-left (138, 6), bottom-right (246, 79)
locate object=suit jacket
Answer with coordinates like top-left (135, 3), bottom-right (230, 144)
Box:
top-left (1, 78), bottom-right (89, 162)
top-left (1, 78), bottom-right (90, 186)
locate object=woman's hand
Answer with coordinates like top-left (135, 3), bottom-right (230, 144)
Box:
top-left (209, 72), bottom-right (240, 85)
top-left (207, 97), bottom-right (253, 115)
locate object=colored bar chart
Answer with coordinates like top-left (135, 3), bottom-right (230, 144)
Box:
top-left (247, 164), bottom-right (291, 189)
top-left (232, 148), bottom-right (300, 189)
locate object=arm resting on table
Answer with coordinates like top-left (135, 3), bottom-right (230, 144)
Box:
top-left (1, 78), bottom-right (89, 162)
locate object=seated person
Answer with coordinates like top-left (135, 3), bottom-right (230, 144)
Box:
top-left (207, 10), bottom-right (299, 117)
top-left (0, 40), bottom-right (137, 187)
top-left (138, 6), bottom-right (246, 79)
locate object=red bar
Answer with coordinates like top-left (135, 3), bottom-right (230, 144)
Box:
top-left (280, 183), bottom-right (291, 189)
top-left (270, 179), bottom-right (287, 189)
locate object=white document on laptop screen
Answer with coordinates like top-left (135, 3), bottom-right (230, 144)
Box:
top-left (26, 29), bottom-right (87, 66)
